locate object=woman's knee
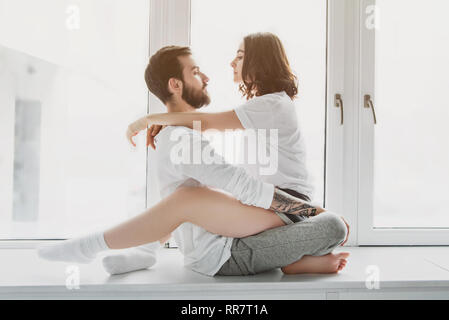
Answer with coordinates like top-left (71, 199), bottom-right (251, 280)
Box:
top-left (170, 186), bottom-right (208, 207)
top-left (163, 186), bottom-right (202, 221)
top-left (172, 186), bottom-right (216, 203)
top-left (172, 186), bottom-right (199, 198)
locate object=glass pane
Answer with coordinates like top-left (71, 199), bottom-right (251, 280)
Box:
top-left (373, 0), bottom-right (449, 227)
top-left (190, 0), bottom-right (327, 205)
top-left (0, 0), bottom-right (149, 239)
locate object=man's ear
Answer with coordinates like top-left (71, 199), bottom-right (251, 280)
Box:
top-left (167, 78), bottom-right (183, 94)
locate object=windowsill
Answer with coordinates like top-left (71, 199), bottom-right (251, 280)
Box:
top-left (1, 246), bottom-right (449, 299)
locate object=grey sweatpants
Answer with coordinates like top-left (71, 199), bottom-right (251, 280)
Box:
top-left (215, 211), bottom-right (347, 276)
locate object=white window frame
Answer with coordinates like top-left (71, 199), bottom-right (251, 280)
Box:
top-left (3, 0), bottom-right (444, 249)
top-left (0, 0), bottom-right (189, 249)
top-left (357, 0), bottom-right (449, 245)
top-left (0, 0), bottom-right (352, 248)
top-left (325, 0), bottom-right (358, 246)
top-left (0, 1), bottom-right (153, 249)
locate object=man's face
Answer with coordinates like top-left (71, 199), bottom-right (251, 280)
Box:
top-left (178, 55), bottom-right (211, 109)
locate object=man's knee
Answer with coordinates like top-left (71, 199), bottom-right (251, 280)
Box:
top-left (320, 212), bottom-right (348, 245)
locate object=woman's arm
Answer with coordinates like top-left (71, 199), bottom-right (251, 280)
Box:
top-left (127, 111), bottom-right (244, 146)
top-left (147, 110), bottom-right (244, 131)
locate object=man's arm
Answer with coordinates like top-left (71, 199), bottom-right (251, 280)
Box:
top-left (127, 111), bottom-right (243, 147)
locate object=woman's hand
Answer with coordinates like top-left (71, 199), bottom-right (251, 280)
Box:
top-left (127, 116), bottom-right (150, 147)
top-left (146, 124), bottom-right (164, 150)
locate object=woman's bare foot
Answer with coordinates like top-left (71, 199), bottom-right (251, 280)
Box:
top-left (281, 252), bottom-right (350, 275)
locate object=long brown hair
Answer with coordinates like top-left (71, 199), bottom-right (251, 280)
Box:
top-left (239, 32), bottom-right (298, 100)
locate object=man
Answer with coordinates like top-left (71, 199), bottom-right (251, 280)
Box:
top-left (101, 46), bottom-right (349, 276)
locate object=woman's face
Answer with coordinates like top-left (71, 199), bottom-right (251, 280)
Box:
top-left (230, 42), bottom-right (244, 83)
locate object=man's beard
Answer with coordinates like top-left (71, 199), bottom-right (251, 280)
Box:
top-left (182, 82), bottom-right (211, 109)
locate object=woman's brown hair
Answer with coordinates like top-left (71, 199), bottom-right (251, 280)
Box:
top-left (239, 32), bottom-right (298, 100)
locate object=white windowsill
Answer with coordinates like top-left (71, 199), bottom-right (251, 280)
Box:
top-left (1, 246), bottom-right (449, 299)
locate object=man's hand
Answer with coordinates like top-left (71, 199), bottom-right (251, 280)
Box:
top-left (127, 116), bottom-right (150, 147)
top-left (146, 124), bottom-right (164, 149)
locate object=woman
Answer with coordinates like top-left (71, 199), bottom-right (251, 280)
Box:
top-left (38, 33), bottom-right (349, 276)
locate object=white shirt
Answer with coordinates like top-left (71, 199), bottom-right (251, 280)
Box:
top-left (154, 126), bottom-right (274, 276)
top-left (234, 91), bottom-right (314, 199)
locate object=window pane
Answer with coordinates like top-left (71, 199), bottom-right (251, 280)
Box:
top-left (373, 0), bottom-right (449, 227)
top-left (190, 0), bottom-right (327, 204)
top-left (0, 0), bottom-right (149, 239)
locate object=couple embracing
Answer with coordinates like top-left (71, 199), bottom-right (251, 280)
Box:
top-left (38, 32), bottom-right (350, 277)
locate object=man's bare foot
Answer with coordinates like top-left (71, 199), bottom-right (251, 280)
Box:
top-left (281, 252), bottom-right (350, 275)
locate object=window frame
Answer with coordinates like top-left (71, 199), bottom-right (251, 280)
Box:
top-left (0, 1), bottom-right (152, 248)
top-left (357, 0), bottom-right (449, 245)
top-left (325, 0), bottom-right (358, 246)
top-left (2, 0), bottom-right (445, 249)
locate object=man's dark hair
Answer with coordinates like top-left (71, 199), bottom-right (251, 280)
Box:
top-left (145, 46), bottom-right (192, 104)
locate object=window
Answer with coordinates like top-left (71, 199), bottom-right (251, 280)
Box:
top-left (358, 0), bottom-right (449, 244)
top-left (190, 0), bottom-right (327, 205)
top-left (3, 0), bottom-right (446, 246)
top-left (0, 0), bottom-right (149, 239)
top-left (372, 0), bottom-right (449, 228)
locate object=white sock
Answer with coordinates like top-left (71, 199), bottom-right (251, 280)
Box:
top-left (102, 241), bottom-right (162, 275)
top-left (37, 231), bottom-right (109, 264)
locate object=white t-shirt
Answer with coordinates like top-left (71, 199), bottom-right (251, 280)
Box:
top-left (234, 91), bottom-right (314, 199)
top-left (154, 126), bottom-right (274, 276)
